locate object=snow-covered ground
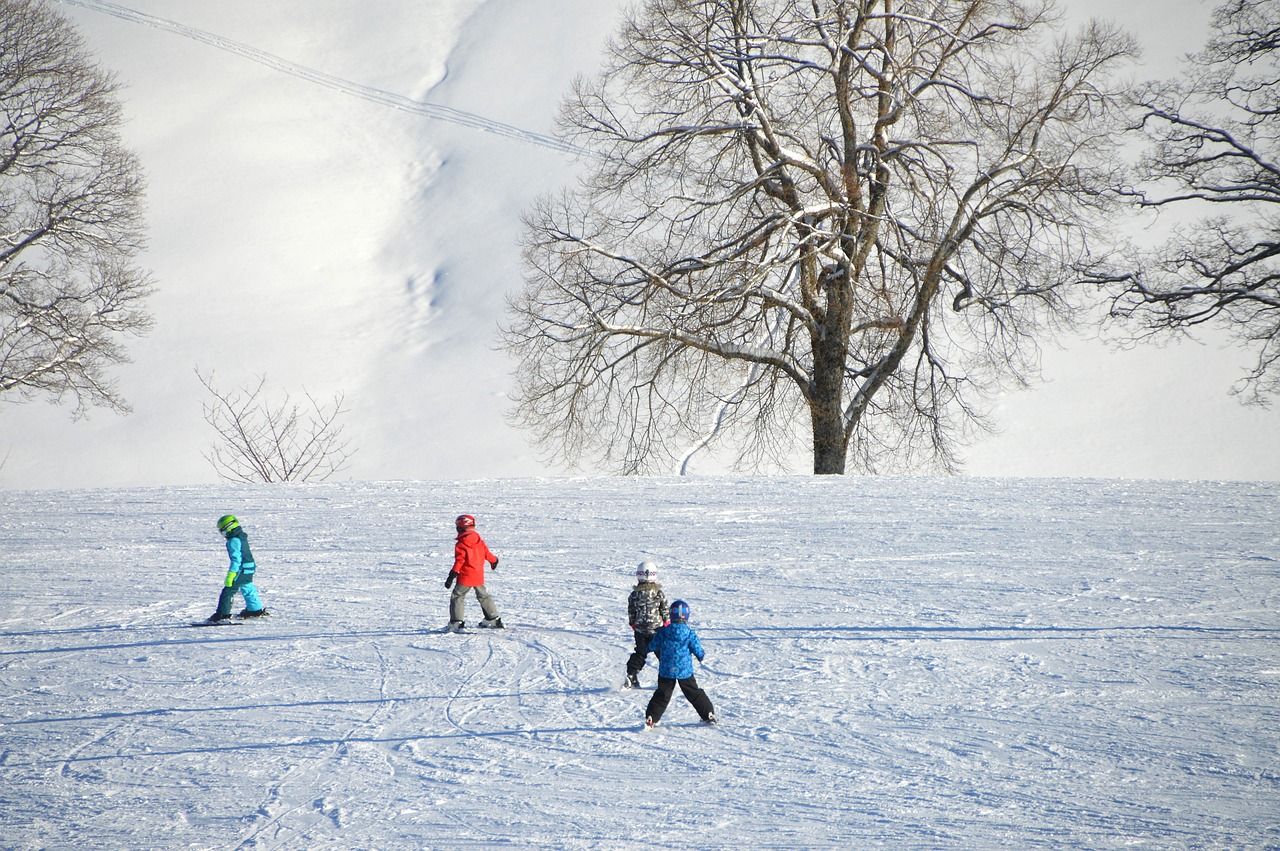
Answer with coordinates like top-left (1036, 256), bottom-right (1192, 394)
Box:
top-left (2, 476), bottom-right (1277, 848)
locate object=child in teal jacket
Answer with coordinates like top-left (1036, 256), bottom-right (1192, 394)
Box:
top-left (207, 514), bottom-right (268, 622)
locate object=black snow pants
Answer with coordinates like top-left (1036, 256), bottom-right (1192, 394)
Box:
top-left (627, 630), bottom-right (655, 677)
top-left (645, 675), bottom-right (714, 723)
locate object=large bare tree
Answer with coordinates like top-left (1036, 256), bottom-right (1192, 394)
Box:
top-left (505, 0), bottom-right (1136, 474)
top-left (0, 0), bottom-right (151, 415)
top-left (1113, 0), bottom-right (1280, 404)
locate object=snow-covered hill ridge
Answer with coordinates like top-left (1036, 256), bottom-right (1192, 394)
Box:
top-left (2, 475), bottom-right (1278, 847)
top-left (7, 0), bottom-right (1280, 490)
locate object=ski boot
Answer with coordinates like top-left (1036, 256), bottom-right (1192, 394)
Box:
top-left (447, 620), bottom-right (466, 633)
top-left (645, 716), bottom-right (657, 729)
top-left (238, 608), bottom-right (269, 619)
top-left (479, 617), bottom-right (505, 629)
top-left (703, 712), bottom-right (718, 725)
top-left (625, 672), bottom-right (640, 689)
top-left (206, 612), bottom-right (232, 623)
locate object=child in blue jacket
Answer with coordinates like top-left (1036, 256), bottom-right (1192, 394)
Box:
top-left (645, 599), bottom-right (716, 727)
top-left (207, 514), bottom-right (268, 622)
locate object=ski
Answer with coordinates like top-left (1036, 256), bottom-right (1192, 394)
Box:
top-left (637, 718), bottom-right (719, 731)
top-left (440, 620), bottom-right (506, 635)
top-left (189, 610), bottom-right (269, 627)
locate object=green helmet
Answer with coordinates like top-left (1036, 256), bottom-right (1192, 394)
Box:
top-left (216, 514), bottom-right (241, 535)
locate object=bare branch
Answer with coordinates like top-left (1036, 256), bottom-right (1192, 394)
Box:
top-left (197, 370), bottom-right (355, 483)
top-left (0, 0), bottom-right (152, 416)
top-left (1114, 0), bottom-right (1280, 403)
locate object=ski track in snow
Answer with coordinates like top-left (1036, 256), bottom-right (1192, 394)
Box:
top-left (1, 476), bottom-right (1278, 848)
top-left (53, 0), bottom-right (589, 157)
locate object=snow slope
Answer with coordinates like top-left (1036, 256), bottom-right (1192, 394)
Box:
top-left (2, 1), bottom-right (1278, 489)
top-left (2, 476), bottom-right (1277, 848)
top-left (3, 0), bottom-right (627, 489)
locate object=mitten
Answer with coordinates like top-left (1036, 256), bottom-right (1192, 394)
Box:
top-left (445, 571), bottom-right (457, 589)
top-left (224, 570), bottom-right (237, 588)
top-left (490, 557), bottom-right (499, 571)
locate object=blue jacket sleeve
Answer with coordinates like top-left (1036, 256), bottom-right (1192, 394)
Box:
top-left (691, 630), bottom-right (705, 662)
top-left (226, 536), bottom-right (243, 572)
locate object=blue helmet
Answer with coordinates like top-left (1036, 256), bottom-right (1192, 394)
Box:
top-left (670, 599), bottom-right (690, 623)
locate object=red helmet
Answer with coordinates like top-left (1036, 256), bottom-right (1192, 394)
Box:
top-left (455, 514), bottom-right (476, 531)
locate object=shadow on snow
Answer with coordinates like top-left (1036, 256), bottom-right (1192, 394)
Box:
top-left (3, 622), bottom-right (1276, 658)
top-left (28, 723), bottom-right (651, 768)
top-left (11, 686), bottom-right (617, 726)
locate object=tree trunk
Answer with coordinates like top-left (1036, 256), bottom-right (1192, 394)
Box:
top-left (810, 331), bottom-right (849, 474)
top-left (811, 405), bottom-right (847, 474)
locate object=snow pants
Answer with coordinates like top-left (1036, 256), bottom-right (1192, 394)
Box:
top-left (449, 582), bottom-right (500, 624)
top-left (645, 675), bottom-right (714, 724)
top-left (627, 630), bottom-right (657, 677)
top-left (215, 570), bottom-right (263, 617)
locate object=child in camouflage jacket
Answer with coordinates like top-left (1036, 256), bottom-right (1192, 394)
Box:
top-left (625, 561), bottom-right (669, 688)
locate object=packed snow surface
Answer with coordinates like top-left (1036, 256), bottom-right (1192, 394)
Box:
top-left (2, 476), bottom-right (1277, 848)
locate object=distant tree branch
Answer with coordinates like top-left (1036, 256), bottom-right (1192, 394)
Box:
top-left (1112, 0), bottom-right (1280, 404)
top-left (197, 370), bottom-right (354, 483)
top-left (0, 0), bottom-right (152, 416)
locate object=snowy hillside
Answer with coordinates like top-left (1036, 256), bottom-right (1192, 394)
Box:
top-left (3, 0), bottom-right (629, 489)
top-left (2, 0), bottom-right (1279, 490)
top-left (3, 476), bottom-right (1277, 848)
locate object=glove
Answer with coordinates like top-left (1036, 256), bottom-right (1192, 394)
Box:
top-left (224, 570), bottom-right (237, 588)
top-left (445, 571), bottom-right (457, 589)
top-left (490, 557), bottom-right (499, 571)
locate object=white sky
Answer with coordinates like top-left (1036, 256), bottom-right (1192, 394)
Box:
top-left (2, 0), bottom-right (1277, 487)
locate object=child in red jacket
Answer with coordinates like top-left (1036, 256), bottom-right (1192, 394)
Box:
top-left (445, 514), bottom-right (503, 632)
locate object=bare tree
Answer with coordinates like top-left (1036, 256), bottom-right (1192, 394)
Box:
top-left (0, 0), bottom-right (152, 414)
top-left (198, 370), bottom-right (354, 483)
top-left (505, 0), bottom-right (1136, 474)
top-left (1113, 0), bottom-right (1280, 404)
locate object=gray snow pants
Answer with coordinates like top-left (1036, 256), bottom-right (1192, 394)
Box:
top-left (449, 582), bottom-right (500, 624)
